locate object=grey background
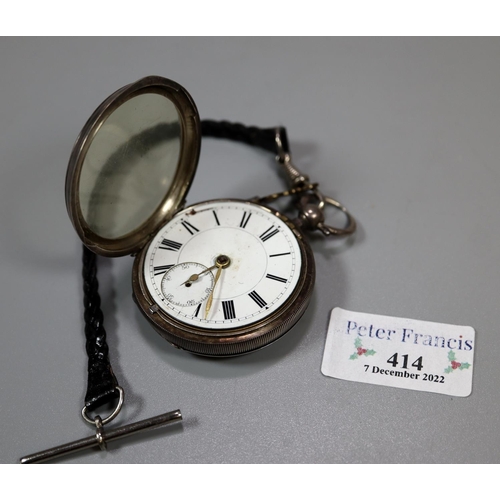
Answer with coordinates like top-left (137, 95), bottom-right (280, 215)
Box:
top-left (1, 37), bottom-right (498, 464)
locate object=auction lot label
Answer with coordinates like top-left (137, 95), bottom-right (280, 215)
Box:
top-left (321, 308), bottom-right (475, 397)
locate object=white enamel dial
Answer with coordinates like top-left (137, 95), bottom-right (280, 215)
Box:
top-left (143, 200), bottom-right (302, 330)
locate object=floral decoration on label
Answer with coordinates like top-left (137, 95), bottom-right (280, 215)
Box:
top-left (349, 338), bottom-right (376, 360)
top-left (444, 350), bottom-right (471, 374)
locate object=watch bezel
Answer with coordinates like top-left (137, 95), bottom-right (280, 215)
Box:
top-left (132, 198), bottom-right (316, 357)
top-left (65, 75), bottom-right (201, 257)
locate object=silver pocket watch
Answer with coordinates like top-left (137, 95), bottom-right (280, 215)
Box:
top-left (65, 75), bottom-right (356, 357)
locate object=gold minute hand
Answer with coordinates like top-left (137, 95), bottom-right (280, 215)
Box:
top-left (204, 265), bottom-right (222, 320)
top-left (204, 255), bottom-right (231, 320)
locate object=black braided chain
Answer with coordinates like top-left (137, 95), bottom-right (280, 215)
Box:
top-left (82, 245), bottom-right (119, 411)
top-left (201, 120), bottom-right (289, 154)
top-left (81, 121), bottom-right (288, 411)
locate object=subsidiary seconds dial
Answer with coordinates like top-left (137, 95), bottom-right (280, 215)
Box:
top-left (161, 262), bottom-right (215, 308)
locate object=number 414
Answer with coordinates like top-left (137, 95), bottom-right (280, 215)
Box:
top-left (387, 353), bottom-right (423, 371)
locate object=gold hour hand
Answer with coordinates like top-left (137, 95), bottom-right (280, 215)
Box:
top-left (180, 264), bottom-right (218, 287)
top-left (204, 255), bottom-right (231, 320)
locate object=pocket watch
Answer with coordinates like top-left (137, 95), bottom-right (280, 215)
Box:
top-left (65, 75), bottom-right (356, 357)
top-left (21, 75), bottom-right (357, 463)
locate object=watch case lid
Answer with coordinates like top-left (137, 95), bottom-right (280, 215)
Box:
top-left (65, 75), bottom-right (201, 257)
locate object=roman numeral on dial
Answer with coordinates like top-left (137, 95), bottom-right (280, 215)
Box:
top-left (240, 212), bottom-right (252, 228)
top-left (266, 273), bottom-right (288, 283)
top-left (260, 226), bottom-right (279, 242)
top-left (249, 291), bottom-right (267, 309)
top-left (181, 220), bottom-right (199, 235)
top-left (193, 303), bottom-right (202, 318)
top-left (159, 239), bottom-right (182, 251)
top-left (153, 264), bottom-right (174, 276)
top-left (212, 210), bottom-right (220, 226)
top-left (222, 300), bottom-right (236, 320)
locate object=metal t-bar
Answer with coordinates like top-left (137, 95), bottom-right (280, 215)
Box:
top-left (20, 409), bottom-right (182, 464)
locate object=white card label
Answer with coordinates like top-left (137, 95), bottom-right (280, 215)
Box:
top-left (321, 308), bottom-right (475, 397)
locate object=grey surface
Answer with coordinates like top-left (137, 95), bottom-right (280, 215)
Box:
top-left (1, 37), bottom-right (499, 464)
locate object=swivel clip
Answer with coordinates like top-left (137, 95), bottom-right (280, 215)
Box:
top-left (274, 129), bottom-right (310, 188)
top-left (295, 187), bottom-right (356, 237)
